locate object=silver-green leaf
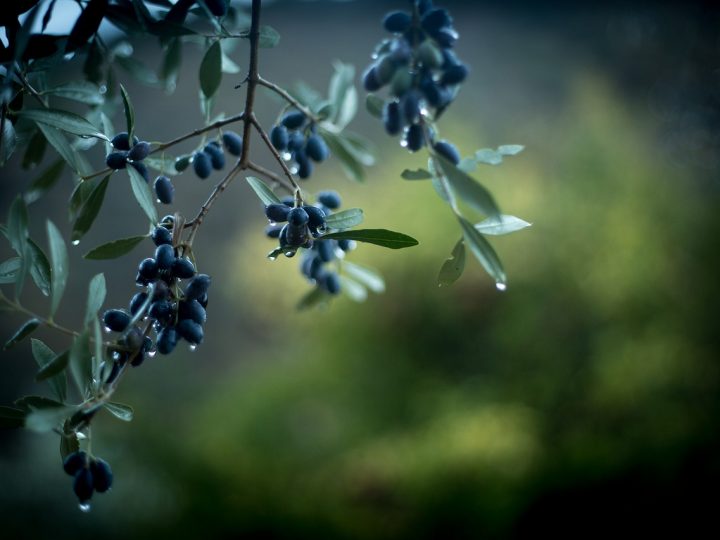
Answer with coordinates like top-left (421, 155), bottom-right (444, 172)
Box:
top-left (438, 239), bottom-right (466, 287)
top-left (18, 108), bottom-right (108, 139)
top-left (325, 208), bottom-right (364, 230)
top-left (458, 216), bottom-right (506, 289)
top-left (246, 176), bottom-right (281, 205)
top-left (128, 166), bottom-right (159, 224)
top-left (46, 220), bottom-right (68, 318)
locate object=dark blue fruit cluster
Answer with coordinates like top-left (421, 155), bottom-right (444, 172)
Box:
top-left (102, 219), bottom-right (211, 381)
top-left (264, 191), bottom-right (355, 296)
top-left (362, 0), bottom-right (466, 162)
top-left (186, 131), bottom-right (243, 180)
top-left (62, 450), bottom-right (113, 506)
top-left (105, 132), bottom-right (152, 180)
top-left (269, 111), bottom-right (329, 180)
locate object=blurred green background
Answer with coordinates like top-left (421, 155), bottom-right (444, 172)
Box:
top-left (2, 0), bottom-right (720, 538)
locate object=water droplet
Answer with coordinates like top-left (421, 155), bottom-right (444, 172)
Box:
top-left (155, 198), bottom-right (161, 204)
top-left (188, 344), bottom-right (197, 352)
top-left (78, 502), bottom-right (91, 513)
top-left (77, 432), bottom-right (87, 440)
top-left (147, 349), bottom-right (157, 358)
top-left (71, 239), bottom-right (80, 246)
top-left (268, 255), bottom-right (277, 261)
top-left (99, 85), bottom-right (107, 94)
top-left (400, 139), bottom-right (408, 148)
top-left (495, 282), bottom-right (507, 291)
top-left (112, 351), bottom-right (121, 360)
top-left (284, 251), bottom-right (296, 258)
top-left (269, 220), bottom-right (277, 227)
top-left (282, 152), bottom-right (292, 161)
top-left (104, 326), bottom-right (112, 334)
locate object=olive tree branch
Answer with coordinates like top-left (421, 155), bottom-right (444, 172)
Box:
top-left (257, 76), bottom-right (321, 124)
top-left (247, 160), bottom-right (294, 193)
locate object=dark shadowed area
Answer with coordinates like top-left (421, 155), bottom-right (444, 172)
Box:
top-left (1, 0), bottom-right (719, 538)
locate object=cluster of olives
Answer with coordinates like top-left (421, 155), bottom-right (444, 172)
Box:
top-left (264, 191), bottom-right (355, 296)
top-left (105, 132), bottom-right (152, 178)
top-left (181, 131), bottom-right (243, 180)
top-left (62, 450), bottom-right (112, 508)
top-left (362, 0), bottom-right (465, 163)
top-left (269, 111), bottom-right (329, 179)
top-left (101, 219), bottom-right (211, 380)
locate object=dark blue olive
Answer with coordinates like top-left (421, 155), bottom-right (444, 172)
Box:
top-left (383, 101), bottom-right (402, 136)
top-left (130, 161), bottom-right (150, 182)
top-left (281, 111), bottom-right (306, 130)
top-left (383, 11), bottom-right (411, 33)
top-left (128, 141), bottom-right (150, 161)
top-left (111, 132), bottom-right (139, 151)
top-left (288, 207), bottom-right (309, 226)
top-left (433, 27), bottom-right (458, 48)
top-left (317, 190), bottom-right (342, 210)
top-left (105, 151), bottom-right (128, 170)
top-left (281, 196), bottom-right (295, 207)
top-left (317, 240), bottom-right (335, 263)
top-left (441, 63), bottom-right (468, 85)
top-left (441, 49), bottom-right (460, 69)
top-left (301, 254), bottom-right (322, 280)
top-left (129, 292), bottom-right (148, 316)
top-left (156, 327), bottom-right (178, 355)
top-left (322, 272), bottom-right (341, 295)
top-left (154, 175), bottom-right (174, 205)
top-left (305, 134), bottom-right (329, 162)
top-left (178, 299), bottom-right (206, 325)
top-left (389, 39), bottom-right (412, 64)
top-left (421, 8), bottom-right (452, 34)
top-left (265, 203), bottom-right (291, 223)
top-left (418, 0), bottom-right (433, 15)
top-left (152, 226), bottom-right (172, 246)
top-left (193, 151), bottom-right (212, 179)
top-left (286, 223), bottom-right (308, 247)
top-left (137, 258), bottom-right (159, 283)
top-left (148, 300), bottom-right (174, 325)
top-left (90, 458), bottom-right (113, 493)
top-left (204, 143), bottom-right (225, 170)
top-left (177, 319), bottom-right (204, 345)
top-left (433, 140), bottom-right (461, 165)
top-left (303, 205), bottom-right (326, 229)
top-left (402, 90), bottom-right (421, 124)
top-left (295, 151), bottom-right (313, 179)
top-left (185, 274), bottom-right (211, 301)
top-left (103, 309), bottom-right (130, 332)
top-left (287, 131), bottom-right (305, 153)
top-left (405, 124), bottom-right (425, 152)
top-left (63, 451), bottom-right (88, 476)
top-left (270, 125), bottom-right (289, 151)
top-left (151, 280), bottom-right (170, 301)
top-left (124, 327), bottom-right (144, 352)
top-left (172, 257), bottom-right (196, 279)
top-left (338, 238), bottom-right (355, 251)
top-left (265, 224), bottom-right (283, 238)
top-left (197, 293), bottom-right (208, 309)
top-left (105, 361), bottom-right (121, 384)
top-left (204, 0), bottom-right (228, 17)
top-left (73, 468), bottom-right (94, 502)
top-left (362, 66), bottom-right (382, 92)
top-left (155, 244), bottom-right (175, 270)
top-left (222, 131), bottom-right (243, 156)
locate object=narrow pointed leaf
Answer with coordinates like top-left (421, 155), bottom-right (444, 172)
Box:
top-left (72, 175), bottom-right (110, 242)
top-left (31, 339), bottom-right (68, 402)
top-left (3, 319), bottom-right (41, 350)
top-left (36, 123), bottom-right (91, 176)
top-left (475, 148), bottom-right (503, 165)
top-left (0, 117), bottom-right (16, 166)
top-left (85, 273), bottom-right (106, 325)
top-left (438, 239), bottom-right (466, 287)
top-left (18, 108), bottom-right (107, 139)
top-left (103, 401), bottom-right (134, 422)
top-left (321, 229), bottom-right (418, 249)
top-left (128, 166), bottom-right (159, 223)
top-left (46, 220), bottom-right (68, 317)
top-left (339, 275), bottom-right (367, 302)
top-left (498, 144), bottom-right (524, 156)
top-left (28, 240), bottom-right (52, 297)
top-left (325, 208), bottom-right (364, 230)
top-left (246, 176), bottom-right (281, 205)
top-left (69, 331), bottom-right (92, 397)
top-left (342, 261), bottom-right (385, 293)
top-left (42, 81), bottom-right (104, 105)
top-left (475, 215), bottom-right (532, 236)
top-left (24, 159), bottom-right (64, 204)
top-left (25, 405), bottom-right (77, 433)
top-left (458, 216), bottom-right (506, 288)
top-left (401, 168), bottom-right (432, 180)
top-left (365, 94), bottom-right (384, 118)
top-left (84, 235), bottom-right (147, 260)
top-left (120, 84), bottom-right (135, 139)
top-left (199, 40), bottom-right (222, 98)
top-left (0, 258), bottom-right (21, 283)
top-left (435, 155), bottom-right (500, 218)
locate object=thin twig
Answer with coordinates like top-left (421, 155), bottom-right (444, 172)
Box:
top-left (257, 76), bottom-right (320, 124)
top-left (247, 160), bottom-right (294, 193)
top-left (250, 116), bottom-right (300, 193)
